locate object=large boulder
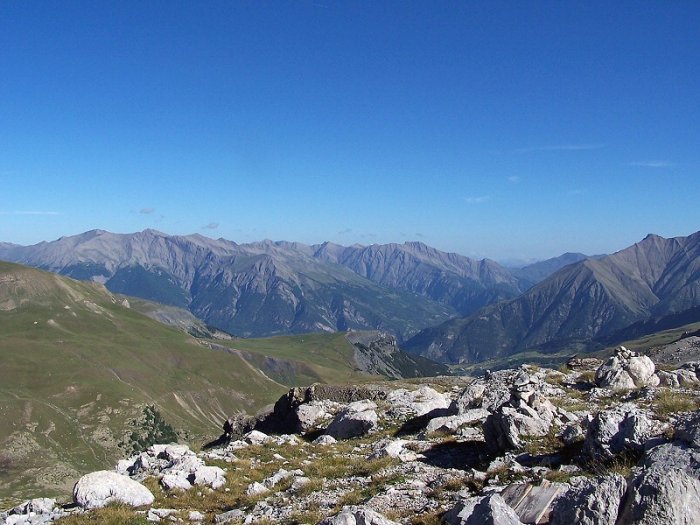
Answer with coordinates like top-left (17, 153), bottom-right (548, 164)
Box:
top-left (595, 346), bottom-right (659, 390)
top-left (73, 471), bottom-right (154, 509)
top-left (549, 475), bottom-right (626, 525)
top-left (192, 465), bottom-right (226, 490)
top-left (443, 494), bottom-right (524, 525)
top-left (618, 467), bottom-right (700, 524)
top-left (319, 506), bottom-right (399, 525)
top-left (584, 403), bottom-right (661, 459)
top-left (617, 442), bottom-right (700, 524)
top-left (325, 400), bottom-right (378, 440)
top-left (484, 394), bottom-right (559, 451)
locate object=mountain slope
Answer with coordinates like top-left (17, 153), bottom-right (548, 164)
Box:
top-left (0, 262), bottom-right (449, 499)
top-left (313, 241), bottom-right (522, 315)
top-left (0, 261), bottom-right (290, 499)
top-left (405, 231), bottom-right (700, 363)
top-left (0, 230), bottom-right (522, 340)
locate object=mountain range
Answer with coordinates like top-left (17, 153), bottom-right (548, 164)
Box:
top-left (7, 228), bottom-right (700, 366)
top-left (404, 232), bottom-right (700, 363)
top-left (0, 229), bottom-right (536, 341)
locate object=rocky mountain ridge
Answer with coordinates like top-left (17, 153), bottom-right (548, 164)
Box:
top-left (406, 231), bottom-right (700, 364)
top-left (5, 347), bottom-right (700, 524)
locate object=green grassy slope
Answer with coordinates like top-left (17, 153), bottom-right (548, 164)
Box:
top-left (0, 262), bottom-right (287, 502)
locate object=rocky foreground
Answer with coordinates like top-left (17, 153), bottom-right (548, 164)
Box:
top-left (4, 347), bottom-right (700, 525)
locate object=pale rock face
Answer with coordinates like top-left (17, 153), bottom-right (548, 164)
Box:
top-left (424, 409), bottom-right (490, 435)
top-left (295, 403), bottom-right (329, 432)
top-left (73, 471), bottom-right (154, 509)
top-left (584, 403), bottom-right (661, 460)
top-left (369, 439), bottom-right (419, 462)
top-left (618, 467), bottom-right (700, 524)
top-left (319, 506), bottom-right (400, 525)
top-left (313, 434), bottom-right (337, 446)
top-left (324, 400), bottom-right (378, 440)
top-left (244, 430), bottom-right (272, 445)
top-left (595, 346), bottom-right (659, 390)
top-left (443, 494), bottom-right (524, 525)
top-left (549, 475), bottom-right (626, 525)
top-left (675, 411), bottom-right (700, 449)
top-left (192, 465), bottom-right (226, 490)
top-left (161, 473), bottom-right (192, 491)
top-left (245, 482), bottom-right (268, 496)
top-left (385, 385), bottom-right (450, 418)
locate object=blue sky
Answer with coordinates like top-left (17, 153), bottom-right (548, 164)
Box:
top-left (1, 1), bottom-right (699, 262)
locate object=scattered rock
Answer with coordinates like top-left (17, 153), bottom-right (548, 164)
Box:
top-left (319, 506), bottom-right (400, 525)
top-left (244, 430), bottom-right (272, 445)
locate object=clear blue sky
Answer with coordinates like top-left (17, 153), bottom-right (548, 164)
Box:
top-left (1, 1), bottom-right (699, 262)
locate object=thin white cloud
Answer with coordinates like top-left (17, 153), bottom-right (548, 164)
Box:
top-left (464, 195), bottom-right (490, 204)
top-left (140, 207), bottom-right (156, 214)
top-left (507, 175), bottom-right (520, 183)
top-left (628, 161), bottom-right (675, 168)
top-left (202, 222), bottom-right (219, 230)
top-left (0, 210), bottom-right (62, 215)
top-left (515, 144), bottom-right (604, 154)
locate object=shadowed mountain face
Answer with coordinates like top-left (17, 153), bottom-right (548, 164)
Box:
top-left (0, 230), bottom-right (523, 340)
top-left (405, 232), bottom-right (700, 363)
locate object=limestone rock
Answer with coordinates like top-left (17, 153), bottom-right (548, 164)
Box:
top-left (192, 465), bottom-right (226, 489)
top-left (161, 472), bottom-right (192, 491)
top-left (549, 475), bottom-right (626, 525)
top-left (313, 434), bottom-right (337, 446)
top-left (675, 410), bottom-right (700, 449)
top-left (385, 385), bottom-right (450, 418)
top-left (595, 346), bottom-right (659, 390)
top-left (325, 400), bottom-right (378, 440)
top-left (244, 430), bottom-right (272, 445)
top-left (296, 402), bottom-right (330, 432)
top-left (584, 403), bottom-right (661, 459)
top-left (619, 467), bottom-right (700, 524)
top-left (443, 494), bottom-right (524, 525)
top-left (73, 471), bottom-right (154, 509)
top-left (425, 409), bottom-right (489, 435)
top-left (319, 506), bottom-right (400, 525)
top-left (246, 482), bottom-right (268, 496)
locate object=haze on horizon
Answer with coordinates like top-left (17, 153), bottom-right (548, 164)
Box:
top-left (1, 2), bottom-right (699, 261)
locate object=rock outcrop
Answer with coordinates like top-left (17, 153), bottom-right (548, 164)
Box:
top-left (4, 358), bottom-right (700, 525)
